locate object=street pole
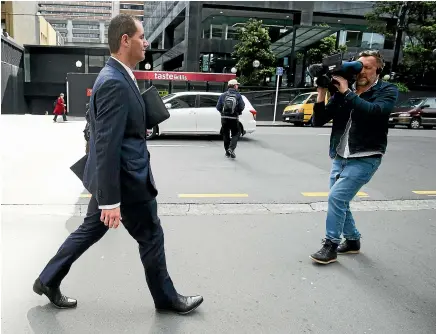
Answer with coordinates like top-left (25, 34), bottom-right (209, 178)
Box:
top-left (392, 1), bottom-right (408, 73)
top-left (273, 67), bottom-right (283, 124)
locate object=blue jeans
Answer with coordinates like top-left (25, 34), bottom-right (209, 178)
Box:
top-left (326, 156), bottom-right (382, 244)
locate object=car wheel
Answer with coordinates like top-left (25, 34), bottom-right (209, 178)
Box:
top-left (408, 118), bottom-right (421, 129)
top-left (146, 126), bottom-right (157, 140)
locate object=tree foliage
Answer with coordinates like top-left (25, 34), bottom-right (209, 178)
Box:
top-left (366, 1), bottom-right (436, 86)
top-left (232, 19), bottom-right (276, 85)
top-left (299, 35), bottom-right (347, 64)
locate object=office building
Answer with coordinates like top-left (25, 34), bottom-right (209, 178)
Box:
top-left (1, 1), bottom-right (62, 46)
top-left (143, 1), bottom-right (399, 85)
top-left (118, 1), bottom-right (145, 22)
top-left (38, 1), bottom-right (115, 46)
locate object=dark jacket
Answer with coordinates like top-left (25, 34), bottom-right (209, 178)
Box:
top-left (216, 88), bottom-right (245, 118)
top-left (313, 80), bottom-right (399, 158)
top-left (82, 57), bottom-right (157, 206)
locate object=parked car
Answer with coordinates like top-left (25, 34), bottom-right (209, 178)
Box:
top-left (146, 92), bottom-right (257, 139)
top-left (389, 97), bottom-right (436, 129)
top-left (282, 91), bottom-right (329, 126)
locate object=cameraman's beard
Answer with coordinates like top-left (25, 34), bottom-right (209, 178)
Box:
top-left (356, 78), bottom-right (369, 87)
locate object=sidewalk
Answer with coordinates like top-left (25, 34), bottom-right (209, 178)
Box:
top-left (256, 120), bottom-right (294, 127)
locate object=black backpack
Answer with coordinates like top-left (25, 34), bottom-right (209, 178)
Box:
top-left (222, 91), bottom-right (238, 116)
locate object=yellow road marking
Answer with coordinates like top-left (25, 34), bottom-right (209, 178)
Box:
top-left (178, 193), bottom-right (249, 198)
top-left (302, 191), bottom-right (369, 198)
top-left (413, 191), bottom-right (436, 195)
top-left (79, 194), bottom-right (92, 198)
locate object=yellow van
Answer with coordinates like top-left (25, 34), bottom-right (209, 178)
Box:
top-left (282, 91), bottom-right (330, 126)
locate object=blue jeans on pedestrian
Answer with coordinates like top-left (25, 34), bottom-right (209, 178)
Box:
top-left (326, 155), bottom-right (382, 244)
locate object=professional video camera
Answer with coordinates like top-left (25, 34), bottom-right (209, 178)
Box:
top-left (308, 53), bottom-right (363, 91)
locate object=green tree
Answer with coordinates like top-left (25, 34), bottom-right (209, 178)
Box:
top-left (365, 1), bottom-right (436, 86)
top-left (299, 34), bottom-right (347, 64)
top-left (232, 19), bottom-right (276, 86)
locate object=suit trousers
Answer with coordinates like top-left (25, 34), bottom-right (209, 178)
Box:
top-left (38, 196), bottom-right (178, 307)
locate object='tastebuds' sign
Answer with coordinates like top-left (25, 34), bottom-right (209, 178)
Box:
top-left (133, 71), bottom-right (236, 83)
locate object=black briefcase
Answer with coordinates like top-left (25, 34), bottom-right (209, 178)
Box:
top-left (70, 154), bottom-right (87, 181)
top-left (141, 86), bottom-right (170, 129)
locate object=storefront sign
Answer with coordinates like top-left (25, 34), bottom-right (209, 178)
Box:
top-left (133, 71), bottom-right (236, 83)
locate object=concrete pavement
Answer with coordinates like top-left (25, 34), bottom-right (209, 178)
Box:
top-left (2, 210), bottom-right (436, 333)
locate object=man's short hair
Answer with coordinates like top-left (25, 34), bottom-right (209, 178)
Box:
top-left (108, 14), bottom-right (139, 53)
top-left (358, 50), bottom-right (385, 71)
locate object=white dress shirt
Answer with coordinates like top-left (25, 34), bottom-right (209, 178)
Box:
top-left (98, 57), bottom-right (138, 210)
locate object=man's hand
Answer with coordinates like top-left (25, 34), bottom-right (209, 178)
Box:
top-left (332, 76), bottom-right (349, 94)
top-left (101, 207), bottom-right (121, 229)
top-left (316, 86), bottom-right (328, 103)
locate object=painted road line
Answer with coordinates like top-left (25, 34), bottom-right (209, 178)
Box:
top-left (148, 144), bottom-right (207, 148)
top-left (302, 191), bottom-right (369, 198)
top-left (413, 191), bottom-right (436, 195)
top-left (178, 193), bottom-right (249, 198)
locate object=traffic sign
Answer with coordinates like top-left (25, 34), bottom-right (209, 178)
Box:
top-left (276, 67), bottom-right (283, 76)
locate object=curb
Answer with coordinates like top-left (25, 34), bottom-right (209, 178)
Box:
top-left (2, 199), bottom-right (436, 217)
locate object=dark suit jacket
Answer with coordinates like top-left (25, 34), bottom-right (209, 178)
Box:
top-left (82, 57), bottom-right (158, 206)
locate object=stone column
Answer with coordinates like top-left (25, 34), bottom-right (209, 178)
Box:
top-left (183, 1), bottom-right (202, 72)
top-left (67, 20), bottom-right (73, 43)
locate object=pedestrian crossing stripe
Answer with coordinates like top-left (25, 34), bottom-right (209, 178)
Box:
top-left (178, 194), bottom-right (249, 198)
top-left (413, 191), bottom-right (436, 195)
top-left (301, 191), bottom-right (369, 198)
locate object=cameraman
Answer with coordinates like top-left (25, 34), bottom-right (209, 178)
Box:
top-left (310, 50), bottom-right (399, 265)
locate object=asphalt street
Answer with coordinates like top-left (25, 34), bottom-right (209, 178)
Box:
top-left (2, 115), bottom-right (435, 206)
top-left (1, 115), bottom-right (436, 333)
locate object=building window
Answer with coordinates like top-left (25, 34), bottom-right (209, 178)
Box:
top-left (51, 23), bottom-right (67, 28)
top-left (345, 31), bottom-right (363, 48)
top-left (211, 25), bottom-right (223, 39)
top-left (39, 4), bottom-right (112, 10)
top-left (120, 4), bottom-right (144, 10)
top-left (41, 11), bottom-right (111, 17)
top-left (89, 56), bottom-right (105, 67)
top-left (73, 24), bottom-right (99, 29)
top-left (361, 32), bottom-right (385, 49)
top-left (73, 33), bottom-right (100, 38)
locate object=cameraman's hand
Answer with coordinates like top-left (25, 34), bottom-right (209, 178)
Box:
top-left (316, 86), bottom-right (327, 103)
top-left (332, 76), bottom-right (348, 94)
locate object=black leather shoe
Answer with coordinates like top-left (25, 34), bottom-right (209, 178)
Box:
top-left (157, 294), bottom-right (203, 315)
top-left (338, 239), bottom-right (361, 254)
top-left (310, 239), bottom-right (338, 264)
top-left (33, 278), bottom-right (77, 309)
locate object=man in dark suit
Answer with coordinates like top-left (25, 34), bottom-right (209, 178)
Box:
top-left (33, 14), bottom-right (203, 315)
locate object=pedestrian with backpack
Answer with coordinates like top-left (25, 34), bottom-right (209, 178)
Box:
top-left (216, 79), bottom-right (245, 158)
